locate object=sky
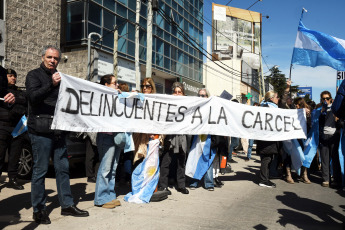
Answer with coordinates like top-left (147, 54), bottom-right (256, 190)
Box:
top-left (203, 0), bottom-right (345, 102)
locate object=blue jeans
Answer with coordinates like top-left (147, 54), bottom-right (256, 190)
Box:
top-left (247, 139), bottom-right (254, 159)
top-left (189, 164), bottom-right (214, 189)
top-left (228, 137), bottom-right (239, 160)
top-left (94, 133), bottom-right (125, 205)
top-left (29, 133), bottom-right (74, 212)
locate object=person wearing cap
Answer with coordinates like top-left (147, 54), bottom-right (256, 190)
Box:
top-left (0, 68), bottom-right (25, 190)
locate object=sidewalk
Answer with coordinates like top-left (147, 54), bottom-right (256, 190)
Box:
top-left (0, 152), bottom-right (344, 230)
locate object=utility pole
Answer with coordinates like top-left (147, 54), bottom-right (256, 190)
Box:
top-left (146, 0), bottom-right (153, 79)
top-left (135, 0), bottom-right (141, 91)
top-left (113, 26), bottom-right (118, 78)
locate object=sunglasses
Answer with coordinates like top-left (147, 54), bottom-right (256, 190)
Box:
top-left (141, 84), bottom-right (152, 89)
top-left (198, 94), bottom-right (206, 98)
top-left (322, 97), bottom-right (331, 100)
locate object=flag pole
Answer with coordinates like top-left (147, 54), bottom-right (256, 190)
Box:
top-left (289, 8), bottom-right (307, 94)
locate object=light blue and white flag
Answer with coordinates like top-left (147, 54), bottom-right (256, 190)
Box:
top-left (185, 135), bottom-right (216, 180)
top-left (11, 115), bottom-right (28, 138)
top-left (302, 108), bottom-right (321, 168)
top-left (124, 139), bottom-right (160, 204)
top-left (291, 19), bottom-right (345, 71)
top-left (283, 139), bottom-right (305, 171)
top-left (338, 128), bottom-right (345, 188)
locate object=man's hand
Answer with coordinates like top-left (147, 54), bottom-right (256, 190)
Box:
top-left (52, 72), bottom-right (61, 86)
top-left (4, 93), bottom-right (15, 104)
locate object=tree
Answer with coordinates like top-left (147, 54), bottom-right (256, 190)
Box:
top-left (264, 66), bottom-right (299, 97)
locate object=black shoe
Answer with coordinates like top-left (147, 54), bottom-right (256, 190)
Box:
top-left (177, 187), bottom-right (189, 194)
top-left (87, 176), bottom-right (96, 183)
top-left (245, 157), bottom-right (250, 162)
top-left (228, 159), bottom-right (237, 163)
top-left (61, 205), bottom-right (89, 217)
top-left (158, 187), bottom-right (172, 195)
top-left (215, 177), bottom-right (224, 186)
top-left (7, 178), bottom-right (24, 190)
top-left (33, 210), bottom-right (51, 225)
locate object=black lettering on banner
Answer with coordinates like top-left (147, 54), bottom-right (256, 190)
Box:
top-left (242, 111), bottom-right (253, 128)
top-left (80, 90), bottom-right (91, 116)
top-left (217, 107), bottom-right (227, 125)
top-left (113, 96), bottom-right (123, 117)
top-left (103, 94), bottom-right (113, 117)
top-left (98, 94), bottom-right (103, 116)
top-left (176, 106), bottom-right (187, 122)
top-left (291, 117), bottom-right (302, 130)
top-left (253, 112), bottom-right (262, 130)
top-left (166, 103), bottom-right (177, 122)
top-left (275, 115), bottom-right (282, 131)
top-left (208, 106), bottom-right (216, 124)
top-left (265, 113), bottom-right (273, 131)
top-left (61, 87), bottom-right (79, 114)
top-left (157, 102), bottom-right (167, 121)
top-left (144, 100), bottom-right (155, 120)
top-left (191, 106), bottom-right (202, 124)
top-left (124, 98), bottom-right (135, 118)
top-left (284, 116), bottom-right (291, 132)
top-left (90, 92), bottom-right (99, 116)
top-left (134, 98), bottom-right (143, 119)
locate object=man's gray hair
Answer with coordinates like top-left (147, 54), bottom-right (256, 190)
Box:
top-left (42, 45), bottom-right (61, 60)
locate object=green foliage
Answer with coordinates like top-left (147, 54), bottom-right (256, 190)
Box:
top-left (264, 66), bottom-right (299, 97)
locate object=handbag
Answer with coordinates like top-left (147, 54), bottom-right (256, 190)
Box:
top-left (34, 114), bottom-right (54, 134)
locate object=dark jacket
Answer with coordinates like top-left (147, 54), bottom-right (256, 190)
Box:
top-left (256, 101), bottom-right (280, 155)
top-left (0, 65), bottom-right (8, 98)
top-left (0, 66), bottom-right (11, 138)
top-left (25, 63), bottom-right (59, 134)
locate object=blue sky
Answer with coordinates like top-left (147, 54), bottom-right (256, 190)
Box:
top-left (203, 0), bottom-right (345, 102)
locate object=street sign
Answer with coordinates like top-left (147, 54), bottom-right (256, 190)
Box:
top-left (297, 87), bottom-right (312, 100)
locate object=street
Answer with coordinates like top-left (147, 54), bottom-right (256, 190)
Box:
top-left (0, 152), bottom-right (344, 230)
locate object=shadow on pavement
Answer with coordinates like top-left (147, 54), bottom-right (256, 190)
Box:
top-left (0, 189), bottom-right (54, 229)
top-left (0, 182), bottom-right (94, 229)
top-left (276, 191), bottom-right (344, 230)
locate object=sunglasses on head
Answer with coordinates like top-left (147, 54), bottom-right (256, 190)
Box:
top-left (141, 84), bottom-right (152, 89)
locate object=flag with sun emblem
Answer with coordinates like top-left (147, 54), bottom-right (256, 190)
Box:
top-left (124, 139), bottom-right (160, 203)
top-left (185, 135), bottom-right (216, 180)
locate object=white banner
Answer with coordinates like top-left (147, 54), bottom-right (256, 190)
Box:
top-left (51, 73), bottom-right (307, 141)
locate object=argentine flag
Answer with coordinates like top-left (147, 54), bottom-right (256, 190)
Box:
top-left (291, 20), bottom-right (345, 71)
top-left (124, 139), bottom-right (160, 203)
top-left (185, 135), bottom-right (216, 180)
top-left (302, 108), bottom-right (321, 168)
top-left (11, 115), bottom-right (28, 138)
top-left (283, 139), bottom-right (305, 171)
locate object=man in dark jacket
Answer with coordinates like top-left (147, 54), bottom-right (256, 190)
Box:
top-left (25, 45), bottom-right (89, 225)
top-left (0, 69), bottom-right (26, 190)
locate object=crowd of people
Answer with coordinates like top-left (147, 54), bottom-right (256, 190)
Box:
top-left (0, 45), bottom-right (344, 225)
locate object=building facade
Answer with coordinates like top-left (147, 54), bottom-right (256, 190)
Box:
top-left (1, 0), bottom-right (204, 95)
top-left (204, 4), bottom-right (262, 104)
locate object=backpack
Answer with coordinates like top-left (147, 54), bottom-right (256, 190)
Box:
top-left (332, 80), bottom-right (345, 120)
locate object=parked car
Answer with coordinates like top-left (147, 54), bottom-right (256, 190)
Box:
top-left (5, 132), bottom-right (86, 179)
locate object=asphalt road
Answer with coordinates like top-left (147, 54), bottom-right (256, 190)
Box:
top-left (0, 152), bottom-right (344, 230)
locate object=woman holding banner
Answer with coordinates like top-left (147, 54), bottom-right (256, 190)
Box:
top-left (257, 91), bottom-right (281, 188)
top-left (94, 74), bottom-right (126, 209)
top-left (158, 82), bottom-right (190, 194)
top-left (132, 78), bottom-right (164, 168)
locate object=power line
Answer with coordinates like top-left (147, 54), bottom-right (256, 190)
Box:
top-left (158, 7), bottom-right (258, 79)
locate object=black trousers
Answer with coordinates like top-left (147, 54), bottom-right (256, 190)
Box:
top-left (159, 148), bottom-right (186, 189)
top-left (0, 133), bottom-right (23, 178)
top-left (84, 137), bottom-right (99, 178)
top-left (259, 154), bottom-right (273, 183)
top-left (320, 135), bottom-right (341, 183)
